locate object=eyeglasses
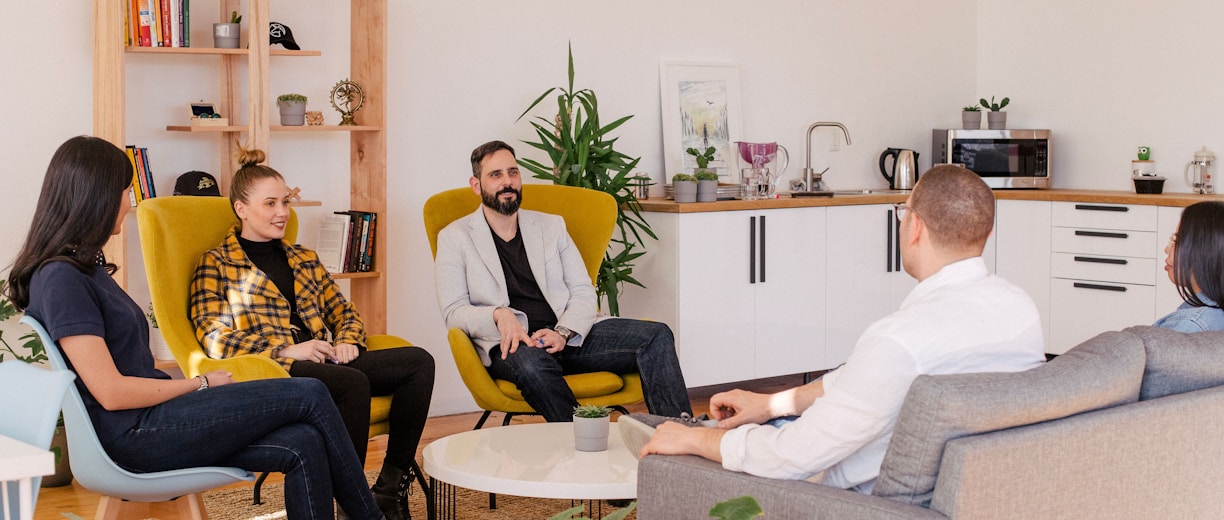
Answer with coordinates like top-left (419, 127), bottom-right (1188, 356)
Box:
top-left (893, 202), bottom-right (915, 222)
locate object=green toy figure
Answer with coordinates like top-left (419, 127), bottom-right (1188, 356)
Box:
top-left (1138, 146), bottom-right (1151, 160)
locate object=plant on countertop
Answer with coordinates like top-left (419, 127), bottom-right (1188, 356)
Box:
top-left (573, 404), bottom-right (613, 419)
top-left (0, 280), bottom-right (46, 364)
top-left (980, 96), bottom-right (1010, 111)
top-left (277, 93), bottom-right (307, 104)
top-left (671, 173), bottom-right (696, 183)
top-left (694, 170), bottom-right (719, 182)
top-left (516, 42), bottom-right (656, 317)
top-left (962, 105), bottom-right (981, 112)
top-left (229, 10), bottom-right (242, 24)
top-left (686, 146), bottom-right (717, 170)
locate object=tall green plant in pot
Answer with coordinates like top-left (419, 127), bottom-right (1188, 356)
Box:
top-left (516, 43), bottom-right (656, 316)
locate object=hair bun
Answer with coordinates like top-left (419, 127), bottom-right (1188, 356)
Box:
top-left (236, 147), bottom-right (267, 168)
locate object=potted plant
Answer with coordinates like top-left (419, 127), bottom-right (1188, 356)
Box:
top-left (980, 96), bottom-right (1010, 129)
top-left (671, 173), bottom-right (698, 203)
top-left (695, 170), bottom-right (720, 202)
top-left (572, 404), bottom-right (613, 452)
top-left (516, 42), bottom-right (656, 316)
top-left (277, 93), bottom-right (308, 126)
top-left (0, 280), bottom-right (71, 487)
top-left (145, 304), bottom-right (173, 361)
top-left (686, 146), bottom-right (717, 176)
top-left (961, 105), bottom-right (982, 130)
top-left (213, 10), bottom-right (241, 49)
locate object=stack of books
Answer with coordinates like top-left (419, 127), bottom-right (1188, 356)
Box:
top-left (126, 0), bottom-right (190, 48)
top-left (125, 146), bottom-right (157, 206)
top-left (317, 211), bottom-right (378, 274)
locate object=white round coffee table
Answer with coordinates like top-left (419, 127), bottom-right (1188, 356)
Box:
top-left (423, 422), bottom-right (637, 519)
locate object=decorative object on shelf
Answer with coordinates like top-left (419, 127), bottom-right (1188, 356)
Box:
top-left (173, 171), bottom-right (220, 197)
top-left (661, 62), bottom-right (743, 180)
top-left (1137, 146), bottom-right (1151, 161)
top-left (516, 42), bottom-right (654, 316)
top-left (695, 170), bottom-right (719, 202)
top-left (276, 93), bottom-right (308, 126)
top-left (268, 22), bottom-right (300, 50)
top-left (630, 173), bottom-right (653, 201)
top-left (288, 187), bottom-right (303, 203)
top-left (980, 96), bottom-right (1010, 129)
top-left (961, 105), bottom-right (982, 130)
top-left (687, 146), bottom-right (717, 176)
top-left (212, 11), bottom-right (241, 49)
top-left (572, 405), bottom-right (612, 452)
top-left (329, 79), bottom-right (365, 126)
top-left (1184, 146), bottom-right (1215, 194)
top-left (305, 110), bottom-right (324, 126)
top-left (671, 173), bottom-right (698, 203)
top-left (188, 102), bottom-right (228, 126)
top-left (1132, 146), bottom-right (1164, 194)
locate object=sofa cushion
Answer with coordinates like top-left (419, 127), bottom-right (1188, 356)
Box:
top-left (872, 330), bottom-right (1146, 507)
top-left (1125, 325), bottom-right (1224, 400)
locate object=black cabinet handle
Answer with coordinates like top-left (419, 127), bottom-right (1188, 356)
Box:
top-left (1075, 230), bottom-right (1129, 239)
top-left (1073, 282), bottom-right (1127, 292)
top-left (759, 215), bottom-right (766, 283)
top-left (894, 217), bottom-right (901, 271)
top-left (1074, 204), bottom-right (1128, 212)
top-left (886, 210), bottom-right (894, 273)
top-left (749, 216), bottom-right (757, 284)
top-left (1073, 256), bottom-right (1128, 265)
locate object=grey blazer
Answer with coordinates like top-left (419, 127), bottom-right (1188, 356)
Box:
top-left (434, 208), bottom-right (599, 366)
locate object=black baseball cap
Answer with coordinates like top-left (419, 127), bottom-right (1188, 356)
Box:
top-left (269, 22), bottom-right (300, 51)
top-left (173, 171), bottom-right (221, 196)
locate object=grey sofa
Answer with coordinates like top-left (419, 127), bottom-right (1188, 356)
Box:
top-left (637, 326), bottom-right (1224, 519)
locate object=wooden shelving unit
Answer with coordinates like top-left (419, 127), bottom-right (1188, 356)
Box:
top-left (92, 0), bottom-right (389, 333)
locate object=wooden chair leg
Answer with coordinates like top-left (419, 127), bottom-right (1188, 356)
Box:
top-left (96, 497), bottom-right (149, 520)
top-left (176, 493), bottom-right (209, 520)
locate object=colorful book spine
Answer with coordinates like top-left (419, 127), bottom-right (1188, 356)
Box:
top-left (167, 0), bottom-right (179, 47)
top-left (182, 0), bottom-right (190, 47)
top-left (137, 0), bottom-right (153, 47)
top-left (125, 146), bottom-right (141, 206)
top-left (363, 212), bottom-right (377, 271)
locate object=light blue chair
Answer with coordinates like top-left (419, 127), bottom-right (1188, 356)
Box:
top-left (0, 360), bottom-right (75, 520)
top-left (22, 316), bottom-right (254, 520)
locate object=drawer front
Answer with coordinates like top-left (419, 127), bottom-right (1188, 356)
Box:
top-left (1049, 278), bottom-right (1155, 354)
top-left (1051, 227), bottom-right (1158, 258)
top-left (1052, 202), bottom-right (1157, 231)
top-left (1051, 253), bottom-right (1155, 285)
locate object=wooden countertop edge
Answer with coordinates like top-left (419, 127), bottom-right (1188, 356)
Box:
top-left (634, 189), bottom-right (1224, 213)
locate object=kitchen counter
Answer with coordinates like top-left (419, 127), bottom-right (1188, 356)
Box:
top-left (635, 189), bottom-right (1224, 213)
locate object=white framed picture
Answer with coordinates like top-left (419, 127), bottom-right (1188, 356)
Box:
top-left (659, 62), bottom-right (743, 182)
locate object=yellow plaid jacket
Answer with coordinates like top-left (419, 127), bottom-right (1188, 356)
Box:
top-left (189, 226), bottom-right (365, 370)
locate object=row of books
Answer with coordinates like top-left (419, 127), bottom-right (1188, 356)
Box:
top-left (126, 0), bottom-right (190, 48)
top-left (125, 146), bottom-right (158, 206)
top-left (317, 211), bottom-right (378, 274)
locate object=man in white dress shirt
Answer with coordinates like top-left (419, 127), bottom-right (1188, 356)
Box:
top-left (639, 165), bottom-right (1046, 493)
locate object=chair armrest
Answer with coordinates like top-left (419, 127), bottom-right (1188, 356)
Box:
top-left (197, 355), bottom-right (289, 381)
top-left (638, 455), bottom-right (945, 520)
top-left (367, 334), bottom-right (412, 351)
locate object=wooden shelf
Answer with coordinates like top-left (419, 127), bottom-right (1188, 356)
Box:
top-left (127, 46), bottom-right (321, 57)
top-left (166, 125), bottom-right (381, 132)
top-left (332, 271), bottom-right (381, 280)
top-left (294, 200), bottom-right (322, 207)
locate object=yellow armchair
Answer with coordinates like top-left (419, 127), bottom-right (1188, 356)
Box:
top-left (423, 184), bottom-right (645, 428)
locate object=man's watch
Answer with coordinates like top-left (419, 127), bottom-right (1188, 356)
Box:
top-left (554, 326), bottom-right (574, 343)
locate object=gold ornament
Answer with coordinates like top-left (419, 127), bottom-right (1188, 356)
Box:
top-left (329, 79), bottom-right (365, 126)
top-left (305, 111), bottom-right (324, 126)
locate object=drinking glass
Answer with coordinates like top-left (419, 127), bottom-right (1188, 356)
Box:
top-left (741, 168), bottom-right (760, 200)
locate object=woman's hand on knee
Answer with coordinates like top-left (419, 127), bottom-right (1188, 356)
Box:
top-left (332, 343), bottom-right (360, 364)
top-left (280, 340), bottom-right (336, 363)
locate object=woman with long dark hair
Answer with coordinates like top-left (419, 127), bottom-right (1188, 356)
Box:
top-left (6, 136), bottom-right (383, 520)
top-left (1154, 200), bottom-right (1224, 332)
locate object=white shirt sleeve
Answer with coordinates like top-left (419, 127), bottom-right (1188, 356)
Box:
top-left (720, 333), bottom-right (920, 481)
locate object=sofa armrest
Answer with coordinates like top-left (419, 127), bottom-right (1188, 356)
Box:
top-left (638, 455), bottom-right (945, 520)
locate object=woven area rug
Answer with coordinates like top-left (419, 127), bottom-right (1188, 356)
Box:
top-left (202, 469), bottom-right (637, 519)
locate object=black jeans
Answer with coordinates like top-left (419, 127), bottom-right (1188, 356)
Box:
top-left (289, 345), bottom-right (435, 471)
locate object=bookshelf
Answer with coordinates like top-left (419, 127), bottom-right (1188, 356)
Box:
top-left (91, 0), bottom-right (389, 333)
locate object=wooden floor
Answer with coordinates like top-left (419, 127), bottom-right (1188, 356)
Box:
top-left (32, 374), bottom-right (803, 519)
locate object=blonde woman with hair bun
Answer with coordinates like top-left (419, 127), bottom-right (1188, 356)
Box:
top-left (190, 147), bottom-right (435, 519)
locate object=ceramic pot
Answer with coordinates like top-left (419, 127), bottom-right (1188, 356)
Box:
top-left (672, 181), bottom-right (697, 203)
top-left (961, 111), bottom-right (982, 130)
top-left (278, 100), bottom-right (307, 126)
top-left (41, 425), bottom-right (72, 487)
top-left (987, 111), bottom-right (1007, 130)
top-left (573, 415), bottom-right (610, 452)
top-left (212, 23), bottom-right (240, 49)
top-left (697, 179), bottom-right (719, 202)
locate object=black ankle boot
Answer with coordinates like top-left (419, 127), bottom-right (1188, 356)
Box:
top-left (371, 464), bottom-right (412, 520)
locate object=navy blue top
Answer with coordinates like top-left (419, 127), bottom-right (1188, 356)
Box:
top-left (26, 261), bottom-right (168, 445)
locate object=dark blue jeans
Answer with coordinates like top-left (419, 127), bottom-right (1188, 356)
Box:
top-left (487, 318), bottom-right (692, 422)
top-left (103, 378), bottom-right (380, 520)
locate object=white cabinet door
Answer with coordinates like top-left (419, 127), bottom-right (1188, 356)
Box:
top-left (1155, 206), bottom-right (1184, 321)
top-left (1049, 279), bottom-right (1155, 354)
top-left (825, 205), bottom-right (898, 366)
top-left (755, 207), bottom-right (828, 376)
top-left (674, 211), bottom-right (757, 387)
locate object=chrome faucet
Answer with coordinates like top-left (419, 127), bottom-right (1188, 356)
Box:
top-left (803, 122), bottom-right (852, 191)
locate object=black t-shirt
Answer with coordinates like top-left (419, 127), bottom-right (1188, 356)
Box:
top-left (491, 224), bottom-right (557, 333)
top-left (237, 236), bottom-right (311, 342)
top-left (26, 261), bottom-right (169, 446)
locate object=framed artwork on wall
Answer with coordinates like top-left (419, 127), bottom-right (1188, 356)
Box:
top-left (659, 62), bottom-right (743, 183)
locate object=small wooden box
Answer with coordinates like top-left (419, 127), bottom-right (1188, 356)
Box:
top-left (189, 102), bottom-right (229, 126)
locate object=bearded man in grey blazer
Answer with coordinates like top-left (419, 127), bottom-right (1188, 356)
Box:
top-left (433, 140), bottom-right (692, 422)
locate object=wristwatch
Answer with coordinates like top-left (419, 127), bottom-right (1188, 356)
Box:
top-left (554, 326), bottom-right (575, 343)
top-left (196, 374), bottom-right (209, 391)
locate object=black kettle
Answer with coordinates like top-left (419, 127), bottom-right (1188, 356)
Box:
top-left (879, 148), bottom-right (920, 190)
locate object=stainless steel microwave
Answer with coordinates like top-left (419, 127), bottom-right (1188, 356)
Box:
top-left (932, 129), bottom-right (1051, 189)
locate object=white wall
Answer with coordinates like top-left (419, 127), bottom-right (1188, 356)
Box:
top-left (5, 0), bottom-right (1210, 416)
